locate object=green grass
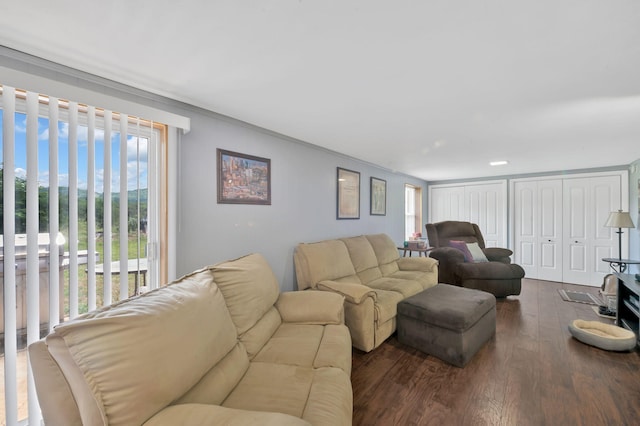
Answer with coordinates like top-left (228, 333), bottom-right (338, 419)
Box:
top-left (62, 223), bottom-right (147, 316)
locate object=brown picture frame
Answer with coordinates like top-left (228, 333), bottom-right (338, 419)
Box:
top-left (337, 167), bottom-right (360, 219)
top-left (370, 177), bottom-right (387, 216)
top-left (217, 149), bottom-right (271, 205)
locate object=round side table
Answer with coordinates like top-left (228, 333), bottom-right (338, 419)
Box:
top-left (601, 258), bottom-right (640, 274)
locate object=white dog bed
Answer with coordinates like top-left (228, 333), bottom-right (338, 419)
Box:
top-left (568, 320), bottom-right (636, 351)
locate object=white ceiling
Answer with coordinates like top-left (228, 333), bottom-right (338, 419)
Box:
top-left (1, 1), bottom-right (639, 181)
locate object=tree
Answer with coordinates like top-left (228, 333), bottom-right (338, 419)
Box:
top-left (0, 166), bottom-right (29, 234)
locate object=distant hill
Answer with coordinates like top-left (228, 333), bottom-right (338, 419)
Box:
top-left (57, 187), bottom-right (148, 202)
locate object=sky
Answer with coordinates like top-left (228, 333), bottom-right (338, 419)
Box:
top-left (0, 112), bottom-right (149, 192)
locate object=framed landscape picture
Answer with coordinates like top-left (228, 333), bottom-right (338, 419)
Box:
top-left (370, 177), bottom-right (386, 216)
top-left (217, 149), bottom-right (271, 205)
top-left (337, 167), bottom-right (360, 219)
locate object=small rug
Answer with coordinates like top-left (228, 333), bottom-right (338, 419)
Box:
top-left (558, 289), bottom-right (602, 305)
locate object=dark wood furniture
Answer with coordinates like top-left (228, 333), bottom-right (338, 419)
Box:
top-left (602, 258), bottom-right (640, 273)
top-left (397, 246), bottom-right (432, 257)
top-left (616, 272), bottom-right (640, 347)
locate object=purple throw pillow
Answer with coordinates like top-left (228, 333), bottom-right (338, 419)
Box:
top-left (449, 240), bottom-right (473, 262)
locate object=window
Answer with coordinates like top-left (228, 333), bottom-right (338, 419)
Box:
top-left (405, 184), bottom-right (422, 240)
top-left (1, 85), bottom-right (167, 425)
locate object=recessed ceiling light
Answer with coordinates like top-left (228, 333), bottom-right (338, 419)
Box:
top-left (490, 160), bottom-right (508, 166)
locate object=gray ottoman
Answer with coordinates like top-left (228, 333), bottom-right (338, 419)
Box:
top-left (397, 284), bottom-right (496, 367)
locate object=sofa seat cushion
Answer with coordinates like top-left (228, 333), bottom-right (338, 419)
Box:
top-left (144, 404), bottom-right (311, 426)
top-left (456, 261), bottom-right (525, 280)
top-left (300, 367), bottom-right (353, 425)
top-left (222, 363), bottom-right (352, 425)
top-left (386, 270), bottom-right (438, 291)
top-left (250, 324), bottom-right (322, 364)
top-left (253, 324), bottom-right (351, 374)
top-left (312, 324), bottom-right (353, 375)
top-left (371, 289), bottom-right (405, 324)
top-left (176, 343), bottom-right (250, 406)
top-left (366, 277), bottom-right (423, 298)
top-left (46, 273), bottom-right (237, 426)
top-left (356, 266), bottom-right (384, 285)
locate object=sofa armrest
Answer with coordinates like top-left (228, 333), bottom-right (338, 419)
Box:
top-left (28, 340), bottom-right (82, 426)
top-left (396, 256), bottom-right (439, 272)
top-left (317, 280), bottom-right (377, 305)
top-left (428, 246), bottom-right (465, 263)
top-left (276, 291), bottom-right (345, 325)
top-left (483, 247), bottom-right (513, 263)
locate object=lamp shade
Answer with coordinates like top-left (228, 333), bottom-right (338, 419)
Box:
top-left (604, 210), bottom-right (635, 228)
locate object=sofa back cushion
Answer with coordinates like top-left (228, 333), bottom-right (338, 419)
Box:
top-left (209, 253), bottom-right (282, 356)
top-left (366, 234), bottom-right (401, 276)
top-left (294, 240), bottom-right (359, 290)
top-left (341, 236), bottom-right (382, 284)
top-left (46, 269), bottom-right (239, 426)
top-left (28, 340), bottom-right (83, 426)
top-left (176, 342), bottom-right (250, 405)
top-left (426, 221), bottom-right (486, 249)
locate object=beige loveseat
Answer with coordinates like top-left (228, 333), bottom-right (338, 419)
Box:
top-left (294, 234), bottom-right (438, 352)
top-left (29, 253), bottom-right (353, 426)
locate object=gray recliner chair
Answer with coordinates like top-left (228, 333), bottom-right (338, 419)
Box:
top-left (425, 221), bottom-right (524, 297)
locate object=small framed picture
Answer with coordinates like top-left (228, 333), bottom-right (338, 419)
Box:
top-left (217, 149), bottom-right (271, 205)
top-left (337, 167), bottom-right (360, 219)
top-left (370, 177), bottom-right (386, 216)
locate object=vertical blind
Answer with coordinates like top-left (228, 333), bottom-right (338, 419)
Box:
top-left (1, 84), bottom-right (160, 425)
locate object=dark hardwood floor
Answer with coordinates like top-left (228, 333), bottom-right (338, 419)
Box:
top-left (351, 279), bottom-right (640, 426)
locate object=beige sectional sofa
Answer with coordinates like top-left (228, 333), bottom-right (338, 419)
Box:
top-left (294, 234), bottom-right (439, 352)
top-left (29, 253), bottom-right (353, 426)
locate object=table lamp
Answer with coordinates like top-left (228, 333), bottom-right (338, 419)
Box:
top-left (604, 210), bottom-right (635, 260)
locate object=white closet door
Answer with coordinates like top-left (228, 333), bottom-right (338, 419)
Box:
top-left (537, 180), bottom-right (563, 282)
top-left (563, 175), bottom-right (621, 286)
top-left (513, 181), bottom-right (538, 277)
top-left (429, 181), bottom-right (507, 248)
top-left (563, 177), bottom-right (592, 285)
top-left (592, 176), bottom-right (623, 274)
top-left (466, 182), bottom-right (507, 247)
top-left (428, 186), bottom-right (465, 223)
top-left (513, 179), bottom-right (562, 281)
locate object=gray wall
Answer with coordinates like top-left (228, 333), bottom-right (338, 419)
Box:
top-left (1, 47), bottom-right (427, 293)
top-left (177, 111), bottom-right (427, 291)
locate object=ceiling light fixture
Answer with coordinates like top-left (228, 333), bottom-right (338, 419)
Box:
top-left (490, 160), bottom-right (508, 166)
